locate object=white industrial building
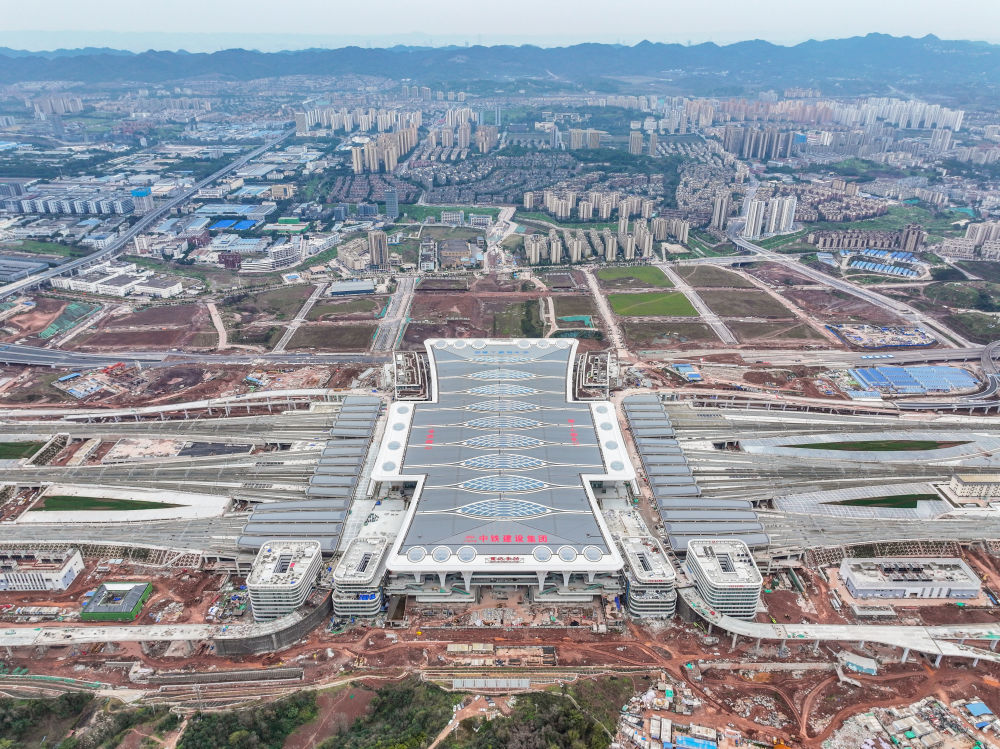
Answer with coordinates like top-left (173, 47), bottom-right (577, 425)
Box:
top-left (0, 547), bottom-right (84, 591)
top-left (839, 557), bottom-right (981, 600)
top-left (949, 474), bottom-right (1000, 498)
top-left (685, 539), bottom-right (763, 619)
top-left (246, 540), bottom-right (323, 621)
top-left (332, 536), bottom-right (390, 618)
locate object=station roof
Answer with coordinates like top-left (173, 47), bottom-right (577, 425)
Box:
top-left (375, 338), bottom-right (633, 560)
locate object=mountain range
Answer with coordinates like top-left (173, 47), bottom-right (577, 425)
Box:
top-left (0, 34), bottom-right (997, 102)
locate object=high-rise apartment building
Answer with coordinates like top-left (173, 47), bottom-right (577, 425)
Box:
top-left (629, 131), bottom-right (644, 156)
top-left (743, 199), bottom-right (766, 240)
top-left (368, 230), bottom-right (390, 271)
top-left (384, 188), bottom-right (399, 221)
top-left (711, 194), bottom-right (731, 230)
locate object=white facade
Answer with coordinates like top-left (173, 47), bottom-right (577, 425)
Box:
top-left (840, 557), bottom-right (981, 600)
top-left (331, 536), bottom-right (389, 618)
top-left (246, 540), bottom-right (323, 621)
top-left (686, 539), bottom-right (762, 619)
top-left (950, 474), bottom-right (1000, 498)
top-left (607, 510), bottom-right (677, 618)
top-left (0, 547), bottom-right (84, 591)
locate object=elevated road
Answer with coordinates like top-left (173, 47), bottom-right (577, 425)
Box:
top-left (0, 129), bottom-right (295, 300)
top-left (680, 586), bottom-right (1000, 664)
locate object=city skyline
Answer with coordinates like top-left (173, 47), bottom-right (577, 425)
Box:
top-left (3, 0), bottom-right (1000, 52)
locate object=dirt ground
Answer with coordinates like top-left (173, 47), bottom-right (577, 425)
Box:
top-left (783, 288), bottom-right (908, 325)
top-left (71, 304), bottom-right (217, 352)
top-left (1, 297), bottom-right (68, 340)
top-left (284, 684), bottom-right (377, 749)
top-left (745, 262), bottom-right (818, 286)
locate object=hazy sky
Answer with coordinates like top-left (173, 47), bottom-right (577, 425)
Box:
top-left (2, 0), bottom-right (1000, 51)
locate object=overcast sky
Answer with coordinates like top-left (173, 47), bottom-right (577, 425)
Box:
top-left (2, 0), bottom-right (999, 51)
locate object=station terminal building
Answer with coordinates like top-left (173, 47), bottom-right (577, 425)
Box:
top-left (331, 338), bottom-right (678, 618)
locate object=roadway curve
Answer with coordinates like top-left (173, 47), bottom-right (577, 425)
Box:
top-left (0, 128), bottom-right (295, 300)
top-left (680, 586), bottom-right (1000, 664)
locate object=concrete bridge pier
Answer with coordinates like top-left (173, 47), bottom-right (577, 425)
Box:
top-left (974, 657), bottom-right (980, 668)
top-left (992, 640), bottom-right (998, 651)
top-left (901, 647), bottom-right (910, 664)
top-left (813, 639), bottom-right (820, 655)
top-left (933, 654), bottom-right (943, 668)
top-left (731, 632), bottom-right (738, 649)
top-left (755, 637), bottom-right (761, 654)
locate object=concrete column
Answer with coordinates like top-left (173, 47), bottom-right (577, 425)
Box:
top-left (991, 640), bottom-right (998, 651)
top-left (778, 639), bottom-right (787, 657)
top-left (561, 571), bottom-right (571, 588)
top-left (755, 637), bottom-right (761, 653)
top-left (814, 639), bottom-right (820, 654)
top-left (974, 658), bottom-right (980, 668)
top-left (537, 571), bottom-right (547, 590)
top-left (587, 571), bottom-right (596, 583)
top-left (437, 571), bottom-right (447, 589)
top-left (462, 571), bottom-right (472, 593)
top-left (858, 640), bottom-right (865, 649)
top-left (414, 573), bottom-right (422, 585)
top-left (731, 632), bottom-right (738, 649)
top-left (960, 638), bottom-right (966, 645)
top-left (707, 623), bottom-right (713, 635)
top-left (933, 654), bottom-right (942, 668)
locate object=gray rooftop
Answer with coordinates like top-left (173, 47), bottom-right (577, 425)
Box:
top-left (394, 340), bottom-right (617, 556)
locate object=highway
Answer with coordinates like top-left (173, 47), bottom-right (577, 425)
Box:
top-left (0, 128), bottom-right (295, 300)
top-left (655, 261), bottom-right (737, 344)
top-left (728, 222), bottom-right (974, 348)
top-left (271, 282), bottom-right (328, 353)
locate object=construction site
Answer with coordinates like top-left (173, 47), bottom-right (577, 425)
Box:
top-left (0, 333), bottom-right (996, 749)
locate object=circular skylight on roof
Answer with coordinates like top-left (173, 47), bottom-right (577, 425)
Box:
top-left (458, 499), bottom-right (550, 519)
top-left (583, 545), bottom-right (603, 562)
top-left (460, 475), bottom-right (546, 493)
top-left (517, 339), bottom-right (532, 348)
top-left (467, 368), bottom-right (535, 380)
top-left (463, 433), bottom-right (545, 449)
top-left (468, 383), bottom-right (539, 396)
top-left (558, 545), bottom-right (578, 562)
top-left (555, 340), bottom-right (569, 348)
top-left (600, 422), bottom-right (613, 430)
top-left (452, 340), bottom-right (467, 349)
top-left (407, 546), bottom-right (427, 563)
top-left (457, 546), bottom-right (477, 563)
top-left (432, 340), bottom-right (446, 348)
top-left (472, 339), bottom-right (487, 349)
top-left (397, 405), bottom-right (410, 414)
top-left (431, 546), bottom-right (451, 563)
top-left (392, 422), bottom-right (406, 431)
top-left (387, 441), bottom-right (401, 450)
top-left (382, 461), bottom-right (396, 471)
top-left (610, 460), bottom-right (625, 471)
top-left (464, 416), bottom-right (541, 430)
top-left (605, 441), bottom-right (619, 450)
top-left (466, 399), bottom-right (539, 412)
top-left (595, 405), bottom-right (609, 414)
top-left (533, 546), bottom-right (553, 562)
top-left (461, 454), bottom-right (544, 470)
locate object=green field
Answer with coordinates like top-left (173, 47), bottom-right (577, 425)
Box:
top-left (828, 493), bottom-right (941, 509)
top-left (37, 495), bottom-right (183, 511)
top-left (491, 300), bottom-right (544, 337)
top-left (786, 439), bottom-right (968, 451)
top-left (596, 266), bottom-right (673, 288)
top-left (699, 289), bottom-right (793, 318)
top-left (0, 240), bottom-right (83, 258)
top-left (730, 321), bottom-right (824, 341)
top-left (959, 261), bottom-right (1000, 283)
top-left (398, 204), bottom-right (500, 223)
top-left (287, 323), bottom-right (376, 351)
top-left (553, 296), bottom-right (597, 317)
top-left (675, 265), bottom-right (754, 288)
top-left (0, 441), bottom-right (45, 459)
top-left (221, 284), bottom-right (315, 320)
top-left (945, 312), bottom-right (1000, 344)
top-left (306, 298), bottom-right (381, 321)
top-left (623, 321), bottom-right (719, 347)
top-left (608, 292), bottom-right (696, 317)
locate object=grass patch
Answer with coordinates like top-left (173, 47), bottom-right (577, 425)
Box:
top-left (490, 300), bottom-right (544, 337)
top-left (220, 284), bottom-right (315, 321)
top-left (827, 493), bottom-right (941, 509)
top-left (675, 265), bottom-right (753, 288)
top-left (699, 289), bottom-right (793, 318)
top-left (0, 440), bottom-right (45, 459)
top-left (398, 204), bottom-right (500, 223)
top-left (287, 324), bottom-right (376, 351)
top-left (958, 261), bottom-right (1000, 283)
top-left (0, 239), bottom-right (84, 258)
top-left (786, 439), bottom-right (968, 451)
top-left (229, 325), bottom-right (284, 348)
top-left (623, 321), bottom-right (720, 347)
top-left (945, 311), bottom-right (1000, 344)
top-left (553, 296), bottom-right (597, 317)
top-left (608, 292), bottom-right (696, 317)
top-left (596, 266), bottom-right (673, 288)
top-left (37, 495), bottom-right (183, 511)
top-left (318, 678), bottom-right (458, 749)
top-left (307, 298), bottom-right (381, 321)
top-left (516, 211), bottom-right (618, 230)
top-left (730, 321), bottom-right (823, 341)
